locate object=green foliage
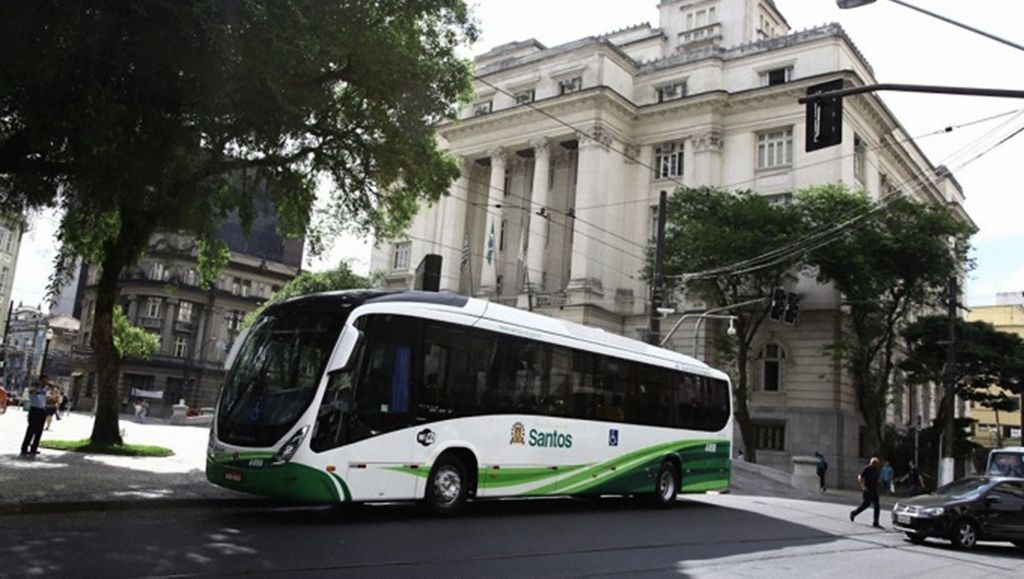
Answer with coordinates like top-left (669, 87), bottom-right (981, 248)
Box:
top-left (244, 261), bottom-right (370, 328)
top-left (656, 187), bottom-right (809, 462)
top-left (798, 184), bottom-right (973, 448)
top-left (112, 306), bottom-right (159, 361)
top-left (39, 439), bottom-right (173, 457)
top-left (901, 316), bottom-right (1024, 411)
top-left (0, 1), bottom-right (476, 445)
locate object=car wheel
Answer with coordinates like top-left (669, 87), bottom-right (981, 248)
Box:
top-left (650, 461), bottom-right (679, 509)
top-left (905, 532), bottom-right (927, 545)
top-left (951, 519), bottom-right (979, 550)
top-left (423, 455), bottom-right (468, 517)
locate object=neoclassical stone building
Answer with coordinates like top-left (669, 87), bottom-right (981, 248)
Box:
top-left (371, 0), bottom-right (971, 485)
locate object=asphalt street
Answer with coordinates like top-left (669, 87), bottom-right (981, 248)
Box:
top-left (1, 494), bottom-right (1021, 578)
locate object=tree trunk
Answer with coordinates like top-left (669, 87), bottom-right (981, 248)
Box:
top-left (734, 340), bottom-right (756, 463)
top-left (995, 408), bottom-right (1002, 448)
top-left (89, 252), bottom-right (126, 446)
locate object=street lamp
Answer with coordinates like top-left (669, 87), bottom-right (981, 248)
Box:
top-left (837, 0), bottom-right (1024, 54)
top-left (660, 297), bottom-right (765, 357)
top-left (41, 328), bottom-right (54, 376)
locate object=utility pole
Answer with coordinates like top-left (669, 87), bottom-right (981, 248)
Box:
top-left (940, 275), bottom-right (957, 485)
top-left (648, 191), bottom-right (668, 345)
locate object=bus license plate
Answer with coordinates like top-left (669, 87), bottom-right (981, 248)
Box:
top-left (897, 514), bottom-right (910, 525)
top-left (225, 470), bottom-right (243, 482)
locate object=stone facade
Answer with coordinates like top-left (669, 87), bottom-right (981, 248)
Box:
top-left (371, 0), bottom-right (971, 487)
top-left (74, 228), bottom-right (303, 417)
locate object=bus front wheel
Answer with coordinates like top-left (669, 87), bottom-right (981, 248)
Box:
top-left (423, 455), bottom-right (469, 516)
top-left (651, 461), bottom-right (679, 508)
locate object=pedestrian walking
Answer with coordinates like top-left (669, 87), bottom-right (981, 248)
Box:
top-left (20, 377), bottom-right (51, 456)
top-left (140, 400), bottom-right (149, 423)
top-left (898, 461), bottom-right (927, 496)
top-left (849, 456), bottom-right (883, 528)
top-left (814, 451), bottom-right (828, 492)
top-left (43, 383), bottom-right (60, 430)
top-left (880, 460), bottom-right (895, 495)
top-left (59, 391), bottom-right (69, 418)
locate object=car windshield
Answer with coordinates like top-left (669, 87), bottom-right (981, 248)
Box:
top-left (216, 306), bottom-right (350, 447)
top-left (987, 452), bottom-right (1024, 477)
top-left (933, 478), bottom-right (991, 499)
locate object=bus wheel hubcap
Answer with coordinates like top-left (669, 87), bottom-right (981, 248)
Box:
top-left (435, 467), bottom-right (461, 506)
top-left (660, 471), bottom-right (675, 500)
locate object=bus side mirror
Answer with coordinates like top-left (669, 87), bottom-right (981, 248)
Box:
top-left (326, 327), bottom-right (363, 373)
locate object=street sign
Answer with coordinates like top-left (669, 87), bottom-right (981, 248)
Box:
top-left (805, 80), bottom-right (844, 152)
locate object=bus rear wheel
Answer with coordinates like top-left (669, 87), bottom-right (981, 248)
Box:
top-left (651, 461), bottom-right (679, 509)
top-left (423, 455), bottom-right (469, 516)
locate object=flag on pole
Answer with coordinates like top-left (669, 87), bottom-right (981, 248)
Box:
top-left (486, 223), bottom-right (495, 266)
top-left (460, 233), bottom-right (470, 273)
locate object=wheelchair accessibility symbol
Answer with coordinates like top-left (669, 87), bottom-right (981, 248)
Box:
top-left (608, 429), bottom-right (619, 447)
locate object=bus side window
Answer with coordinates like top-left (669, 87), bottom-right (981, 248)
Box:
top-left (546, 346), bottom-right (571, 416)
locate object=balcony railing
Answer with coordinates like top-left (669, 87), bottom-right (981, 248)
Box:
top-left (679, 23), bottom-right (722, 46)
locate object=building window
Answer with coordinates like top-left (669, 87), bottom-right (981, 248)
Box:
top-left (760, 66), bottom-right (792, 87)
top-left (177, 301), bottom-right (193, 323)
top-left (0, 228), bottom-right (8, 254)
top-left (656, 81), bottom-right (687, 103)
top-left (654, 142), bottom-right (684, 179)
top-left (184, 269), bottom-right (197, 286)
top-left (227, 310), bottom-right (243, 332)
top-left (513, 89), bottom-right (535, 105)
top-left (0, 266), bottom-right (7, 290)
top-left (392, 241), bottom-right (411, 271)
top-left (685, 6), bottom-right (716, 30)
top-left (472, 100), bottom-right (492, 116)
top-left (754, 422), bottom-right (786, 451)
top-left (757, 128), bottom-right (793, 169)
top-left (503, 173), bottom-right (511, 197)
top-left (758, 13), bottom-right (779, 39)
top-left (558, 76), bottom-right (582, 95)
top-left (146, 298), bottom-right (161, 318)
top-left (765, 192), bottom-right (793, 206)
top-left (231, 278), bottom-right (241, 295)
top-left (759, 343), bottom-right (786, 392)
top-left (854, 135), bottom-right (867, 186)
top-left (241, 280), bottom-right (252, 298)
top-left (173, 336), bottom-right (188, 358)
top-left (499, 219), bottom-right (508, 252)
top-left (150, 262), bottom-right (166, 281)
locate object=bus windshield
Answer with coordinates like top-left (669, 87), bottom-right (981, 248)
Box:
top-left (216, 307), bottom-right (350, 447)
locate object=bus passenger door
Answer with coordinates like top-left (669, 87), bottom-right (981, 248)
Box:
top-left (344, 315), bottom-right (417, 501)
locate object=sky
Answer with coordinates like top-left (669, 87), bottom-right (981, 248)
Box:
top-left (11, 0), bottom-right (1024, 311)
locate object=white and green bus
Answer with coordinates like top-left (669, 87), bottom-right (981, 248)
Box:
top-left (207, 290), bottom-right (732, 514)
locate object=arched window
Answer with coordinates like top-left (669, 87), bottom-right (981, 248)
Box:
top-left (758, 343), bottom-right (786, 392)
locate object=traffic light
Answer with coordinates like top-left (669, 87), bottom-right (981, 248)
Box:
top-left (783, 292), bottom-right (800, 325)
top-left (769, 288), bottom-right (786, 321)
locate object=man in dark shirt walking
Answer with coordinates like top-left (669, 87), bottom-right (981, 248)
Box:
top-left (850, 456), bottom-right (883, 528)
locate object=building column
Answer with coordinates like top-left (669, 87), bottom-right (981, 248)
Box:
top-left (692, 126), bottom-right (723, 186)
top-left (524, 138), bottom-right (551, 297)
top-left (440, 157), bottom-right (470, 292)
top-left (479, 147), bottom-right (506, 297)
top-left (568, 126), bottom-right (613, 302)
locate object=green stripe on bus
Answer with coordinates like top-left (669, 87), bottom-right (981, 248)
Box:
top-left (210, 451), bottom-right (276, 464)
top-left (206, 459), bottom-right (344, 503)
top-left (477, 465), bottom-right (588, 489)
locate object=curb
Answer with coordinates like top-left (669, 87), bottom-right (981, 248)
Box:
top-left (0, 497), bottom-right (294, 517)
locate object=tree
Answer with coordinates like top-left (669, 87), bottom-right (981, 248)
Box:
top-left (112, 305), bottom-right (160, 361)
top-left (656, 187), bottom-right (808, 462)
top-left (799, 185), bottom-right (973, 453)
top-left (901, 316), bottom-right (1024, 446)
top-left (244, 261), bottom-right (371, 328)
top-left (0, 1), bottom-right (477, 444)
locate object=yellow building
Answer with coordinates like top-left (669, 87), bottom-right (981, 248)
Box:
top-left (967, 295), bottom-right (1024, 448)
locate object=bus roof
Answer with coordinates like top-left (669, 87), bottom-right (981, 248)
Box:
top-left (268, 290), bottom-right (725, 379)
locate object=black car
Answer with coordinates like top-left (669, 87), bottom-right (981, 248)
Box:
top-left (892, 476), bottom-right (1024, 550)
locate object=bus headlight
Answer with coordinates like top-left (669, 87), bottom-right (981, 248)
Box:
top-left (272, 426), bottom-right (311, 465)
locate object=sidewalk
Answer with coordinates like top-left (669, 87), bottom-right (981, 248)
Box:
top-left (0, 409), bottom-right (263, 515)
